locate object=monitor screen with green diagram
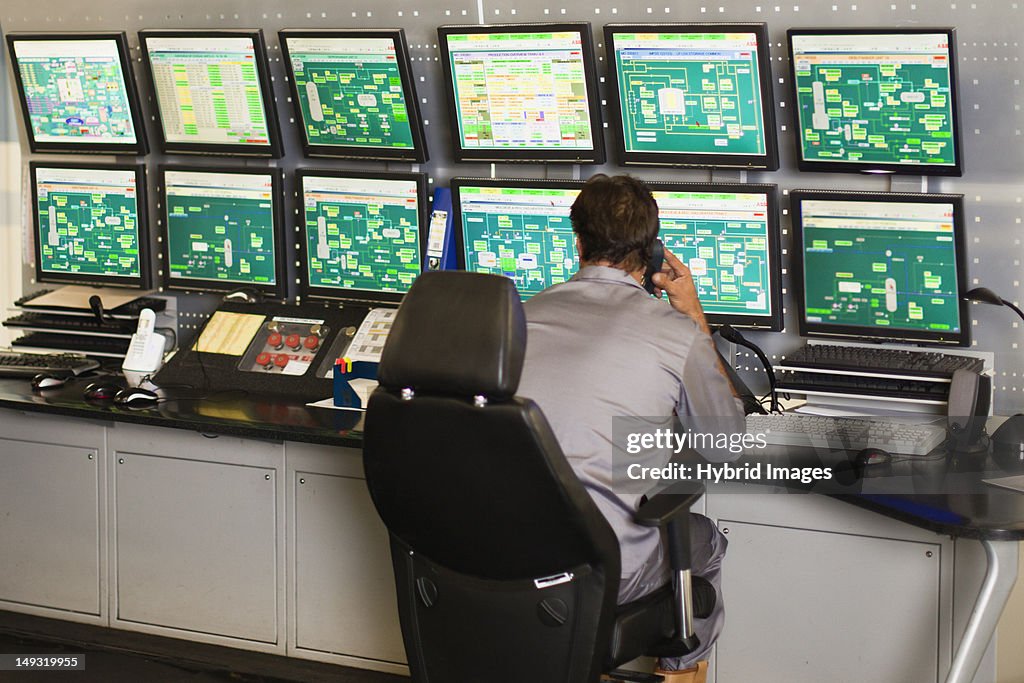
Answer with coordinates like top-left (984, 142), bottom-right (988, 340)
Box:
top-left (300, 172), bottom-right (425, 302)
top-left (788, 29), bottom-right (961, 175)
top-left (8, 34), bottom-right (145, 153)
top-left (793, 191), bottom-right (967, 346)
top-left (605, 25), bottom-right (777, 169)
top-left (162, 169), bottom-right (283, 295)
top-left (454, 180), bottom-right (582, 300)
top-left (32, 164), bottom-right (147, 288)
top-left (651, 184), bottom-right (781, 329)
top-left (281, 31), bottom-right (427, 161)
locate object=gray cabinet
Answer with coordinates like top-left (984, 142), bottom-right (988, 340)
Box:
top-left (706, 492), bottom-right (966, 683)
top-left (287, 443), bottom-right (406, 672)
top-left (714, 519), bottom-right (941, 683)
top-left (0, 437), bottom-right (102, 616)
top-left (109, 425), bottom-right (283, 649)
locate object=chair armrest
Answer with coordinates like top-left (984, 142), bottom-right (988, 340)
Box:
top-left (633, 483), bottom-right (704, 528)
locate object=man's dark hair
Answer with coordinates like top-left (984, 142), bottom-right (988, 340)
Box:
top-left (570, 174), bottom-right (659, 272)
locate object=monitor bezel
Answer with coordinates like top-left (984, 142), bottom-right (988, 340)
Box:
top-left (296, 168), bottom-right (429, 305)
top-left (451, 176), bottom-right (585, 299)
top-left (786, 27), bottom-right (963, 177)
top-left (279, 29), bottom-right (429, 163)
top-left (645, 181), bottom-right (782, 331)
top-left (437, 22), bottom-right (606, 164)
top-left (30, 161), bottom-right (151, 289)
top-left (6, 32), bottom-right (149, 155)
top-left (790, 189), bottom-right (969, 347)
top-left (156, 164), bottom-right (287, 298)
top-left (603, 23), bottom-right (779, 171)
top-left (138, 29), bottom-right (284, 158)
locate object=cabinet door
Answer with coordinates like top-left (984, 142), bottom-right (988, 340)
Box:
top-left (715, 521), bottom-right (941, 683)
top-left (114, 450), bottom-right (279, 643)
top-left (0, 439), bottom-right (101, 615)
top-left (293, 471), bottom-right (405, 663)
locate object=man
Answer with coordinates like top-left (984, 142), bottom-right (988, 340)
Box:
top-left (517, 174), bottom-right (744, 683)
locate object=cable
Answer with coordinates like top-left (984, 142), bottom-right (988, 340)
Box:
top-left (718, 324), bottom-right (780, 413)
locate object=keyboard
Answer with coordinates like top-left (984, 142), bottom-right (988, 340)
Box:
top-left (746, 413), bottom-right (948, 456)
top-left (0, 351), bottom-right (99, 378)
top-left (13, 332), bottom-right (131, 357)
top-left (781, 344), bottom-right (983, 379)
top-left (777, 370), bottom-right (951, 403)
top-left (4, 312), bottom-right (135, 335)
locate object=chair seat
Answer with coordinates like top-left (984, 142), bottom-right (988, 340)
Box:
top-left (608, 586), bottom-right (675, 667)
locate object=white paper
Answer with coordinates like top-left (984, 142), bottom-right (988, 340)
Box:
top-left (983, 475), bottom-right (1024, 494)
top-left (347, 308), bottom-right (397, 363)
top-left (348, 378), bottom-right (379, 407)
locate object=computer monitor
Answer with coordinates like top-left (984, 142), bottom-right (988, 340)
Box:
top-left (604, 24), bottom-right (778, 170)
top-left (279, 29), bottom-right (428, 162)
top-left (787, 28), bottom-right (962, 175)
top-left (6, 32), bottom-right (147, 154)
top-left (451, 178), bottom-right (583, 299)
top-left (158, 167), bottom-right (286, 298)
top-left (437, 23), bottom-right (605, 163)
top-left (791, 190), bottom-right (968, 347)
top-left (648, 183), bottom-right (781, 330)
top-left (30, 162), bottom-right (149, 289)
top-left (297, 170), bottom-right (427, 304)
top-left (139, 30), bottom-right (283, 157)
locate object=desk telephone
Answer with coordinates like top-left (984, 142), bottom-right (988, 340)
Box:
top-left (122, 308), bottom-right (166, 386)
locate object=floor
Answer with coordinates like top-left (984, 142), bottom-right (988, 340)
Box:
top-left (0, 632), bottom-right (402, 683)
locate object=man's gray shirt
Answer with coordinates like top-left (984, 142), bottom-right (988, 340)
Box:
top-left (517, 265), bottom-right (744, 576)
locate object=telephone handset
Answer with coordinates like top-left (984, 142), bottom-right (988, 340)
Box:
top-left (642, 238), bottom-right (665, 295)
top-left (122, 308), bottom-right (166, 387)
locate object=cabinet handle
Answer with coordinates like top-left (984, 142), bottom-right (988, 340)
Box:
top-left (299, 478), bottom-right (305, 485)
top-left (87, 454), bottom-right (93, 460)
top-left (265, 474), bottom-right (271, 481)
top-left (118, 458), bottom-right (125, 465)
top-left (722, 527), bottom-right (730, 535)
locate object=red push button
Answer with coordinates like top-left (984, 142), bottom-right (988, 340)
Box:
top-left (286, 334), bottom-right (301, 350)
top-left (275, 354), bottom-right (290, 368)
top-left (256, 352), bottom-right (272, 367)
top-left (268, 332), bottom-right (283, 348)
top-left (304, 335), bottom-right (320, 350)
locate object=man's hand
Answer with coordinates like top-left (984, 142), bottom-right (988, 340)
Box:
top-left (652, 248), bottom-right (710, 333)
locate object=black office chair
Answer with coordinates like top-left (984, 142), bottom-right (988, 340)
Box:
top-left (364, 271), bottom-right (705, 683)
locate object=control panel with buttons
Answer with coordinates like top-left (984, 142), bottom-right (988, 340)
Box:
top-left (238, 318), bottom-right (331, 376)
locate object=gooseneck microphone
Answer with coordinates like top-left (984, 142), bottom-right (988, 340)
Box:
top-left (717, 324), bottom-right (780, 414)
top-left (89, 295), bottom-right (112, 327)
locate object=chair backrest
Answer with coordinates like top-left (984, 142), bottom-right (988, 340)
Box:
top-left (364, 271), bottom-right (622, 683)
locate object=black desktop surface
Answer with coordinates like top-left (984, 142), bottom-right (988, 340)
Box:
top-left (0, 376), bottom-right (363, 448)
top-left (1, 376), bottom-right (1023, 540)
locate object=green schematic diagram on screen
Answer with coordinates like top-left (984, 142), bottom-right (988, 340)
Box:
top-left (35, 168), bottom-right (141, 278)
top-left (612, 32), bottom-right (767, 156)
top-left (458, 185), bottom-right (580, 299)
top-left (791, 32), bottom-right (957, 167)
top-left (286, 36), bottom-right (415, 151)
top-left (800, 199), bottom-right (961, 334)
top-left (653, 190), bottom-right (773, 317)
top-left (164, 171), bottom-right (279, 287)
top-left (303, 176), bottom-right (422, 294)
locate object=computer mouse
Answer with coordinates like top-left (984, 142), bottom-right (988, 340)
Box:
top-left (113, 387), bottom-right (160, 408)
top-left (856, 447), bottom-right (893, 467)
top-left (31, 373), bottom-right (66, 391)
top-left (83, 381), bottom-right (124, 401)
